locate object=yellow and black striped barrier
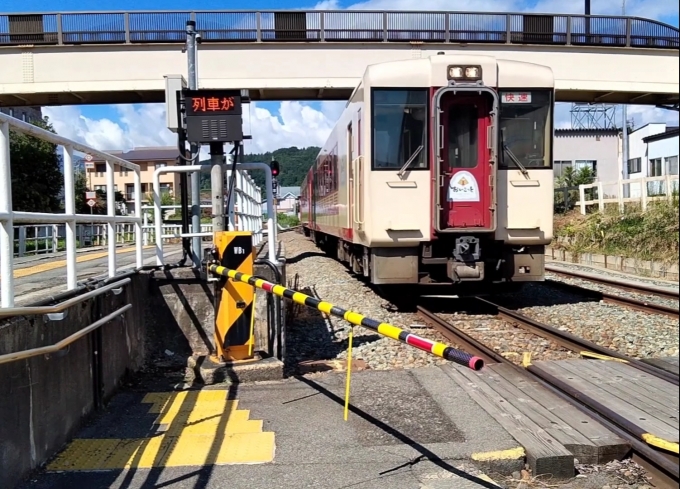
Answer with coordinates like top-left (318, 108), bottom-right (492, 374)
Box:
top-left (209, 264), bottom-right (484, 371)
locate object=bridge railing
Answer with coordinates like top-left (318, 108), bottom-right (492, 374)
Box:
top-left (0, 11), bottom-right (677, 49)
top-left (0, 113), bottom-right (143, 307)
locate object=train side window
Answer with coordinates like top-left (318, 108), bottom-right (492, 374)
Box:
top-left (499, 90), bottom-right (552, 169)
top-left (371, 88), bottom-right (428, 171)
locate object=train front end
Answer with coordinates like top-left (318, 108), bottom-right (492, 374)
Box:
top-left (429, 55), bottom-right (555, 289)
top-left (364, 54), bottom-right (555, 291)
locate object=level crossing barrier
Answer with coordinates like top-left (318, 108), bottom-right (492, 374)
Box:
top-left (208, 264), bottom-right (485, 370)
top-left (0, 112), bottom-right (143, 307)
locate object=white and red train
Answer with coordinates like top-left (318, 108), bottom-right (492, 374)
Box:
top-left (300, 54), bottom-right (554, 293)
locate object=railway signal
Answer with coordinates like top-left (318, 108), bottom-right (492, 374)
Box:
top-left (270, 160), bottom-right (280, 178)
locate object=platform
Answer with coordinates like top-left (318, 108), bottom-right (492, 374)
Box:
top-left (2, 244), bottom-right (184, 305)
top-left (21, 366), bottom-right (528, 489)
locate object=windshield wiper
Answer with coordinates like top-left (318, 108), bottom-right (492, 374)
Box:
top-left (501, 128), bottom-right (530, 179)
top-left (397, 145), bottom-right (424, 178)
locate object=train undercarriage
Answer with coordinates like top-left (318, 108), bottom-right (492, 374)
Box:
top-left (305, 227), bottom-right (545, 297)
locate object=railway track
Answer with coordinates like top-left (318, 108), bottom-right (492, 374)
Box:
top-left (544, 265), bottom-right (679, 319)
top-left (415, 305), bottom-right (679, 489)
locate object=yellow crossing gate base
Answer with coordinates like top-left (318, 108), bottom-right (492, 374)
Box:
top-left (214, 231), bottom-right (255, 361)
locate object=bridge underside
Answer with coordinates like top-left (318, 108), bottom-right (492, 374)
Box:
top-left (0, 42), bottom-right (677, 108)
top-left (0, 87), bottom-right (677, 108)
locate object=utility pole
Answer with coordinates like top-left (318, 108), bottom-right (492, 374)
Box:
top-left (186, 20), bottom-right (202, 268)
top-left (621, 0), bottom-right (629, 184)
top-left (210, 143), bottom-right (225, 232)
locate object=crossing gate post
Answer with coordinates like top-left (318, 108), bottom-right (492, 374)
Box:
top-left (214, 230), bottom-right (256, 361)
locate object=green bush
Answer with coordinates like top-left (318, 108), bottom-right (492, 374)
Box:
top-left (555, 197), bottom-right (679, 264)
top-left (277, 213), bottom-right (300, 228)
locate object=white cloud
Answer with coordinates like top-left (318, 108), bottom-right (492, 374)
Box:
top-left (43, 101), bottom-right (346, 157)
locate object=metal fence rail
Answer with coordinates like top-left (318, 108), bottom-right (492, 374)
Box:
top-left (0, 11), bottom-right (677, 49)
top-left (0, 112), bottom-right (143, 307)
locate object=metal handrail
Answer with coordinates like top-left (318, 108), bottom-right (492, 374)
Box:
top-left (0, 304), bottom-right (132, 365)
top-left (0, 11), bottom-right (676, 49)
top-left (0, 278), bottom-right (131, 319)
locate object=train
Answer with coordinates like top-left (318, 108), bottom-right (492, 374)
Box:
top-left (299, 53), bottom-right (554, 295)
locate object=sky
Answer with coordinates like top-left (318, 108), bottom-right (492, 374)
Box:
top-left (2, 0), bottom-right (678, 155)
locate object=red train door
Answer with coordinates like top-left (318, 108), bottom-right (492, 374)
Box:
top-left (437, 91), bottom-right (495, 231)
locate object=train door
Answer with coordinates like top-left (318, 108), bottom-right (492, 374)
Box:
top-left (347, 122), bottom-right (354, 231)
top-left (434, 87), bottom-right (498, 232)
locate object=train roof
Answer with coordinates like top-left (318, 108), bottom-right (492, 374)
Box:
top-left (362, 54), bottom-right (554, 88)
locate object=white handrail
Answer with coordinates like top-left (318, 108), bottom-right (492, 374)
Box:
top-left (0, 113), bottom-right (144, 307)
top-left (152, 163), bottom-right (274, 265)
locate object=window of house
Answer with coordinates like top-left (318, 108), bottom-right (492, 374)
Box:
top-left (665, 156), bottom-right (678, 176)
top-left (156, 162), bottom-right (167, 169)
top-left (95, 163), bottom-right (106, 177)
top-left (159, 183), bottom-right (173, 195)
top-left (553, 160), bottom-right (572, 178)
top-left (649, 158), bottom-right (663, 177)
top-left (125, 184), bottom-right (134, 201)
top-left (575, 160), bottom-right (597, 176)
top-left (627, 157), bottom-right (641, 174)
top-left (119, 165), bottom-right (129, 176)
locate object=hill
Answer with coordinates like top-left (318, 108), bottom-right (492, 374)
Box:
top-left (198, 146), bottom-right (320, 191)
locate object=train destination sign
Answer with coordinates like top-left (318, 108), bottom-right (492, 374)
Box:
top-left (184, 90), bottom-right (243, 116)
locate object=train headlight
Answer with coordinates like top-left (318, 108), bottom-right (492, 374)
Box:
top-left (448, 66), bottom-right (464, 79)
top-left (447, 65), bottom-right (482, 81)
top-left (465, 66), bottom-right (480, 79)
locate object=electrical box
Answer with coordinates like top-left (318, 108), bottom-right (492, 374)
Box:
top-left (164, 74), bottom-right (187, 133)
top-left (184, 89), bottom-right (245, 143)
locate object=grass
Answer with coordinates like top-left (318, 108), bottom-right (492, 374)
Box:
top-left (554, 197), bottom-right (679, 265)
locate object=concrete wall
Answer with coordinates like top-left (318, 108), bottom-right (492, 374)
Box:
top-left (0, 273), bottom-right (149, 489)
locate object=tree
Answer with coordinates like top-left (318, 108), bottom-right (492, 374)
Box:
top-left (555, 166), bottom-right (597, 213)
top-left (9, 116), bottom-right (63, 213)
top-left (74, 170), bottom-right (125, 215)
top-left (198, 146), bottom-right (320, 191)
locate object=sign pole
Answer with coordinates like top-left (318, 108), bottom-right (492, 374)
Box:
top-left (186, 20), bottom-right (202, 269)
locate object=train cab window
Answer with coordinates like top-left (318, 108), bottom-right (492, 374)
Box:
top-left (499, 90), bottom-right (552, 169)
top-left (448, 104), bottom-right (479, 169)
top-left (371, 89), bottom-right (428, 171)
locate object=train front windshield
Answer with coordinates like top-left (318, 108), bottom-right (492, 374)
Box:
top-left (498, 90), bottom-right (552, 170)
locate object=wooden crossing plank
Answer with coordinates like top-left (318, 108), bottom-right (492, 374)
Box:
top-left (489, 364), bottom-right (630, 464)
top-left (601, 361), bottom-right (679, 409)
top-left (642, 357), bottom-right (680, 376)
top-left (577, 361), bottom-right (679, 426)
top-left (536, 360), bottom-right (678, 444)
top-left (443, 364), bottom-right (575, 479)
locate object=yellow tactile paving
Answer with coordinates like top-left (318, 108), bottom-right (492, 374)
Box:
top-left (9, 245), bottom-right (153, 279)
top-left (46, 389), bottom-right (276, 471)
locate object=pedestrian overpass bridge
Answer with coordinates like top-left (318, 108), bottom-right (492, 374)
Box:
top-left (0, 10), bottom-right (678, 107)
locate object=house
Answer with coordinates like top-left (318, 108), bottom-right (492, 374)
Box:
top-left (87, 147), bottom-right (182, 215)
top-left (263, 186), bottom-right (300, 216)
top-left (553, 128), bottom-right (622, 183)
top-left (627, 123), bottom-right (679, 197)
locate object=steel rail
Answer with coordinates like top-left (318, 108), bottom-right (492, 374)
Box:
top-left (545, 264), bottom-right (679, 300)
top-left (474, 296), bottom-right (679, 385)
top-left (544, 278), bottom-right (679, 319)
top-left (414, 306), bottom-right (679, 487)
